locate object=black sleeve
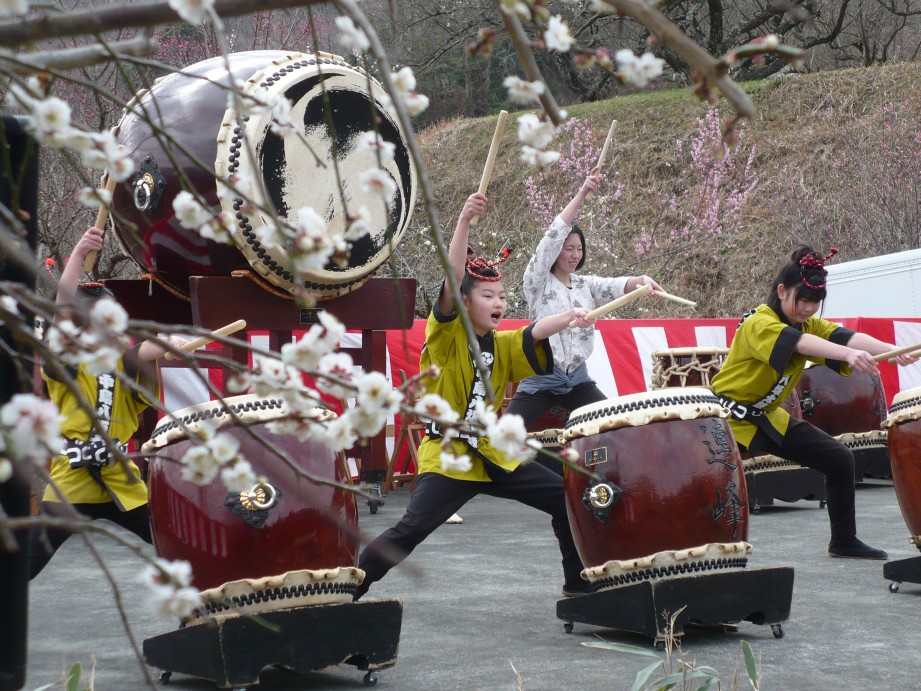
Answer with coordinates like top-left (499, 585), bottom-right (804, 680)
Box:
top-left (824, 327), bottom-right (857, 373)
top-left (522, 324), bottom-right (553, 375)
top-left (768, 326), bottom-right (802, 374)
top-left (432, 280), bottom-right (458, 323)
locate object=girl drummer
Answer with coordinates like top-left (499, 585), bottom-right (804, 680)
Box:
top-left (356, 192), bottom-right (596, 599)
top-left (504, 169), bottom-right (661, 474)
top-left (710, 245), bottom-right (917, 560)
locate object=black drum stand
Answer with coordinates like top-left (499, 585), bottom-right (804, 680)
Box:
top-left (145, 599), bottom-right (403, 688)
top-left (744, 465), bottom-right (827, 514)
top-left (884, 555), bottom-right (921, 593)
top-left (557, 567), bottom-right (794, 650)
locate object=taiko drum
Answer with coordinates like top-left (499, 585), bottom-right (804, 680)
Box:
top-left (110, 50), bottom-right (416, 299)
top-left (883, 387), bottom-right (921, 539)
top-left (142, 395), bottom-right (358, 590)
top-left (561, 388), bottom-right (748, 568)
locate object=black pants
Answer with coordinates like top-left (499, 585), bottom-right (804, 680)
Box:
top-left (504, 381), bottom-right (608, 475)
top-left (744, 418), bottom-right (857, 543)
top-left (29, 501), bottom-right (152, 580)
top-left (356, 462), bottom-right (584, 597)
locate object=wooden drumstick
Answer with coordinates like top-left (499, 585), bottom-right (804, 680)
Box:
top-left (469, 109), bottom-right (508, 226)
top-left (877, 342), bottom-right (921, 363)
top-left (569, 283), bottom-right (653, 327)
top-left (164, 319), bottom-right (247, 361)
top-left (82, 171), bottom-right (119, 273)
top-left (596, 119), bottom-right (617, 171)
top-left (652, 289), bottom-right (697, 308)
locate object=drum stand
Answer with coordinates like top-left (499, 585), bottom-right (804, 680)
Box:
top-left (145, 599), bottom-right (403, 688)
top-left (884, 554), bottom-right (921, 593)
top-left (744, 464), bottom-right (827, 514)
top-left (557, 567), bottom-right (794, 649)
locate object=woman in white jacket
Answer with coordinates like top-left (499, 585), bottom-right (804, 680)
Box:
top-left (505, 169), bottom-right (661, 473)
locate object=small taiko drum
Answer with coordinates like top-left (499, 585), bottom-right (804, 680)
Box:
top-left (561, 388), bottom-right (748, 570)
top-left (883, 387), bottom-right (921, 545)
top-left (795, 362), bottom-right (889, 476)
top-left (111, 50), bottom-right (416, 299)
top-left (142, 394), bottom-right (359, 590)
top-left (650, 347), bottom-right (729, 390)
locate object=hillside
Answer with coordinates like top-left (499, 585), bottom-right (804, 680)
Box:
top-left (392, 62), bottom-right (921, 319)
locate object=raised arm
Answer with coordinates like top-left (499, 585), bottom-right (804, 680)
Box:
top-left (559, 168), bottom-right (601, 226)
top-left (57, 226), bottom-right (103, 308)
top-left (439, 193), bottom-right (486, 316)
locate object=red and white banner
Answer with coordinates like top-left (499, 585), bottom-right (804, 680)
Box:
top-left (160, 317), bottom-right (921, 413)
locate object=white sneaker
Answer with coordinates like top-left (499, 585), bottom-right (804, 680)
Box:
top-left (444, 513), bottom-right (464, 524)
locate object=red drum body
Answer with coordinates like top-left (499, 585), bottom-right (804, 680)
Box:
top-left (651, 347), bottom-right (728, 390)
top-left (561, 389), bottom-right (748, 568)
top-left (884, 388), bottom-right (921, 539)
top-left (111, 51), bottom-right (416, 299)
top-left (143, 395), bottom-right (358, 590)
top-left (795, 363), bottom-right (887, 436)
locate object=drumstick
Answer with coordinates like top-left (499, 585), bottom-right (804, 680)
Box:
top-left (877, 342), bottom-right (921, 363)
top-left (469, 109), bottom-right (508, 226)
top-left (569, 283), bottom-right (653, 327)
top-left (82, 171), bottom-right (119, 273)
top-left (652, 289), bottom-right (697, 308)
top-left (596, 119), bottom-right (617, 171)
top-left (164, 319), bottom-right (247, 361)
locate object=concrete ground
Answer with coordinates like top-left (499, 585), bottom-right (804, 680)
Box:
top-left (23, 479), bottom-right (921, 691)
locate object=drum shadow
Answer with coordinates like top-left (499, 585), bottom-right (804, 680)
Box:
top-left (154, 666), bottom-right (366, 689)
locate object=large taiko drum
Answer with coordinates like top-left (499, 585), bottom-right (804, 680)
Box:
top-left (650, 347), bottom-right (728, 390)
top-left (141, 394), bottom-right (359, 590)
top-left (561, 388), bottom-right (748, 570)
top-left (883, 387), bottom-right (921, 544)
top-left (795, 362), bottom-right (889, 477)
top-left (111, 50), bottom-right (416, 299)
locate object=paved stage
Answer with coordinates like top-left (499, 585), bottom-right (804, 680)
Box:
top-left (24, 479), bottom-right (921, 690)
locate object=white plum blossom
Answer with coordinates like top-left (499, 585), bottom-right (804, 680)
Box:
top-left (221, 459), bottom-right (257, 493)
top-left (167, 0), bottom-right (215, 25)
top-left (78, 131), bottom-right (135, 182)
top-left (359, 168), bottom-right (397, 200)
top-left (392, 67), bottom-right (417, 94)
top-left (414, 393), bottom-right (459, 425)
top-left (356, 371), bottom-right (402, 415)
top-left (197, 212), bottom-right (235, 244)
top-left (0, 458), bottom-right (12, 483)
top-left (499, 0), bottom-right (530, 19)
top-left (1, 295), bottom-right (18, 313)
top-left (0, 394), bottom-right (64, 464)
top-left (474, 399), bottom-right (498, 430)
top-left (402, 92), bottom-right (430, 117)
top-left (502, 76), bottom-right (545, 105)
top-left (316, 351), bottom-right (354, 399)
top-left (82, 346), bottom-right (122, 377)
top-left (206, 432), bottom-right (240, 465)
top-left (253, 221), bottom-right (287, 249)
top-left (615, 49), bottom-right (666, 88)
top-left (440, 451), bottom-right (473, 473)
top-left (90, 298), bottom-right (128, 334)
top-left (173, 191), bottom-right (212, 230)
top-left (344, 206), bottom-right (373, 241)
top-left (27, 97), bottom-right (72, 143)
top-left (79, 186), bottom-right (111, 209)
top-left (321, 415), bottom-right (358, 452)
top-left (589, 0), bottom-right (616, 12)
top-left (180, 446), bottom-right (219, 485)
top-left (0, 0), bottom-right (28, 17)
top-left (544, 16), bottom-right (575, 52)
top-left (345, 407), bottom-right (388, 437)
top-left (516, 113), bottom-right (556, 149)
top-left (292, 231), bottom-right (334, 274)
top-left (335, 15), bottom-right (370, 52)
top-left (559, 447), bottom-right (579, 463)
top-left (487, 413), bottom-right (535, 462)
top-left (140, 558), bottom-right (201, 620)
top-left (521, 145), bottom-right (561, 168)
top-left (357, 131), bottom-right (396, 162)
top-left (280, 312), bottom-right (344, 373)
top-left (269, 97), bottom-right (296, 137)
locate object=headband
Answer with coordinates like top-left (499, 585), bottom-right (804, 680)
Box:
top-left (799, 248), bottom-right (838, 290)
top-left (465, 246), bottom-right (512, 282)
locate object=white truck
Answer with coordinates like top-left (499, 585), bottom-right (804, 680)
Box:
top-left (823, 248), bottom-right (921, 318)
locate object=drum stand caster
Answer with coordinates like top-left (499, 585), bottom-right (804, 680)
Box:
top-left (556, 567), bottom-right (794, 646)
top-left (883, 555), bottom-right (921, 593)
top-left (144, 599), bottom-right (403, 689)
top-left (365, 483), bottom-right (384, 514)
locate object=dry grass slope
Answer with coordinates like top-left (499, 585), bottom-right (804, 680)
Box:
top-left (389, 62), bottom-right (921, 319)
